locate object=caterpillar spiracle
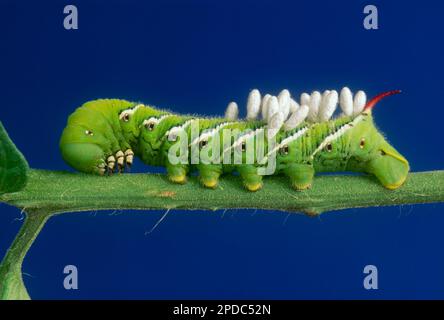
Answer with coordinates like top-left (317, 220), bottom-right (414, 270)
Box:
top-left (59, 88), bottom-right (409, 191)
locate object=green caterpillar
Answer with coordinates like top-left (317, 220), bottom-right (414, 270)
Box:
top-left (59, 88), bottom-right (409, 191)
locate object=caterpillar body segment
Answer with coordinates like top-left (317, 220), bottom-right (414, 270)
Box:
top-left (59, 89), bottom-right (409, 191)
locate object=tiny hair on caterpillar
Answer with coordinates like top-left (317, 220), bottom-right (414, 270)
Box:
top-left (59, 87), bottom-right (409, 191)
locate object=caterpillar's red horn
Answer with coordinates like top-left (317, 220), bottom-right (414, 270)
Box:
top-left (364, 90), bottom-right (401, 111)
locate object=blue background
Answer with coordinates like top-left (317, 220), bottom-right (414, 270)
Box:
top-left (1, 0), bottom-right (444, 299)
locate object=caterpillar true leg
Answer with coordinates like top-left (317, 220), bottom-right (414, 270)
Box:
top-left (97, 162), bottom-right (107, 176)
top-left (106, 155), bottom-right (116, 173)
top-left (115, 150), bottom-right (125, 172)
top-left (124, 149), bottom-right (134, 167)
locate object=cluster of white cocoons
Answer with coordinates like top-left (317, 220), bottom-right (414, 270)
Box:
top-left (224, 87), bottom-right (368, 138)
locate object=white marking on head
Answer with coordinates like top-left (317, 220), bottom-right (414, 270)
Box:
top-left (246, 89), bottom-right (261, 120)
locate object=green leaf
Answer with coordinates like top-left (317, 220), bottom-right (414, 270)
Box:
top-left (0, 121), bottom-right (29, 195)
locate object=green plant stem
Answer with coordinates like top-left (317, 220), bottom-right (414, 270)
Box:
top-left (0, 211), bottom-right (50, 300)
top-left (1, 169), bottom-right (443, 300)
top-left (1, 169), bottom-right (444, 215)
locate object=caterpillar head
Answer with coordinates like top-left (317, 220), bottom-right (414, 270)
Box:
top-left (347, 90), bottom-right (409, 189)
top-left (60, 124), bottom-right (108, 175)
top-left (60, 99), bottom-right (141, 175)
